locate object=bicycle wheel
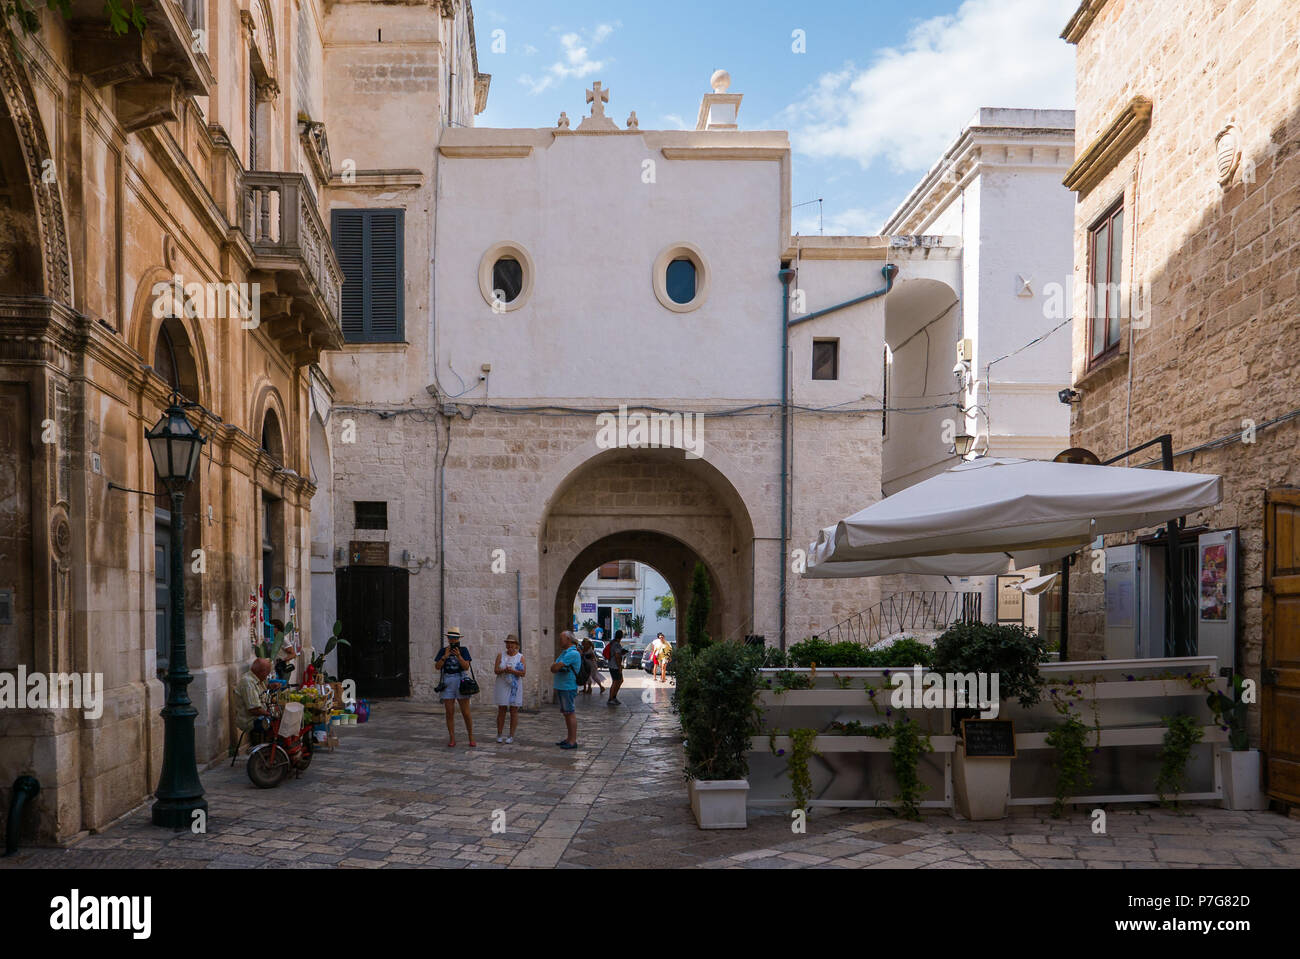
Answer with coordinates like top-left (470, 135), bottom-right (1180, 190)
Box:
top-left (247, 744), bottom-right (289, 788)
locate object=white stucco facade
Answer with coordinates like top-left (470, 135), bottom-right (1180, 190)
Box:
top-left (326, 74), bottom-right (975, 706)
top-left (882, 108), bottom-right (1077, 495)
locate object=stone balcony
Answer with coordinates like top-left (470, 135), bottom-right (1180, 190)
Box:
top-left (242, 171), bottom-right (345, 366)
top-left (68, 0), bottom-right (214, 131)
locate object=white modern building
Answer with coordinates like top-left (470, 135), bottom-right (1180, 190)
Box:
top-left (876, 108), bottom-right (1077, 639)
top-left (573, 560), bottom-right (676, 643)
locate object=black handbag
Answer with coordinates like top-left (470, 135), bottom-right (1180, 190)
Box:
top-left (457, 665), bottom-right (480, 697)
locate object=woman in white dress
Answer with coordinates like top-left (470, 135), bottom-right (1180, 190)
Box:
top-left (493, 634), bottom-right (526, 743)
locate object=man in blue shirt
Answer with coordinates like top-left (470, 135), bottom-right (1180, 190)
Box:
top-left (550, 630), bottom-right (582, 749)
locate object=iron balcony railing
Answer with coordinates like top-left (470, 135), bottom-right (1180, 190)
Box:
top-left (820, 590), bottom-right (983, 647)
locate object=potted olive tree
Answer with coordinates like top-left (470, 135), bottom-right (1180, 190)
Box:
top-left (1208, 674), bottom-right (1267, 810)
top-left (672, 641), bottom-right (763, 828)
top-left (932, 622), bottom-right (1047, 821)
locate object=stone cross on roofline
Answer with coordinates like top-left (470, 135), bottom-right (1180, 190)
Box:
top-left (576, 81), bottom-right (620, 132)
top-left (587, 81), bottom-right (609, 117)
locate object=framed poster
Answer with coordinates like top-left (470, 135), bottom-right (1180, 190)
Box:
top-left (1198, 542), bottom-right (1228, 622)
top-left (996, 575), bottom-right (1025, 623)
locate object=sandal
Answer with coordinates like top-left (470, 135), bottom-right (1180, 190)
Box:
top-left (447, 740), bottom-right (456, 747)
top-left (468, 741), bottom-right (477, 747)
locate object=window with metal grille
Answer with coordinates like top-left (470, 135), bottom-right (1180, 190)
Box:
top-left (331, 209), bottom-right (405, 343)
top-left (812, 339), bottom-right (839, 380)
top-left (354, 501), bottom-right (388, 530)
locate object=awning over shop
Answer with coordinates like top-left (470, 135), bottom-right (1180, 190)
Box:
top-left (805, 457), bottom-right (1222, 579)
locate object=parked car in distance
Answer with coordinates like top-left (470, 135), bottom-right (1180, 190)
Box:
top-left (624, 643), bottom-right (645, 669)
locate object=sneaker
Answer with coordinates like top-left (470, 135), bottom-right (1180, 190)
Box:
top-left (505, 736), bottom-right (513, 744)
top-left (560, 742), bottom-right (578, 750)
top-left (607, 698), bottom-right (620, 706)
top-left (496, 736), bottom-right (504, 743)
top-left (556, 739), bottom-right (569, 746)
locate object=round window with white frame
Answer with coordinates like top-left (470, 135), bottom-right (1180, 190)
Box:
top-left (478, 242), bottom-right (535, 312)
top-left (653, 243), bottom-right (709, 313)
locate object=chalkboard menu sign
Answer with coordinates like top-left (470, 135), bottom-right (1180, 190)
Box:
top-left (961, 719), bottom-right (1017, 758)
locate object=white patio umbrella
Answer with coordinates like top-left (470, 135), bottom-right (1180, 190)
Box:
top-left (805, 457), bottom-right (1222, 578)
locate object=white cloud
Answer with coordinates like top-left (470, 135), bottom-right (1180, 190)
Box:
top-left (661, 113), bottom-right (691, 130)
top-left (788, 0), bottom-right (1076, 171)
top-left (519, 23), bottom-right (619, 95)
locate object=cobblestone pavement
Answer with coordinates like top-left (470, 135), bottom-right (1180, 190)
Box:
top-left (4, 672), bottom-right (1299, 869)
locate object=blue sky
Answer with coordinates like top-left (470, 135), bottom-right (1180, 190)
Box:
top-left (473, 0), bottom-right (1078, 236)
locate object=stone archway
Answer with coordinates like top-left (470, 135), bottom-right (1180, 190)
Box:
top-left (0, 34), bottom-right (71, 301)
top-left (539, 447), bottom-right (754, 659)
top-left (553, 531), bottom-right (721, 650)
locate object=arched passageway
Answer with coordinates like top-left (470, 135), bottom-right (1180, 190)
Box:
top-left (553, 532), bottom-right (721, 651)
top-left (539, 447), bottom-right (754, 658)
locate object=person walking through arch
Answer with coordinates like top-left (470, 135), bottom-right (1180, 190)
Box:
top-left (654, 632), bottom-right (673, 684)
top-left (580, 637), bottom-right (605, 695)
top-left (605, 629), bottom-right (627, 706)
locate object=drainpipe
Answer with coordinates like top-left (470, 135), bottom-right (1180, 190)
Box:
top-left (778, 268), bottom-right (795, 650)
top-left (777, 263), bottom-right (898, 650)
top-left (3, 776), bottom-right (40, 857)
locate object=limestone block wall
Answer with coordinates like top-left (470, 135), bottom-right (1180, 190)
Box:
top-left (330, 398), bottom-right (887, 707)
top-left (1064, 0), bottom-right (1300, 732)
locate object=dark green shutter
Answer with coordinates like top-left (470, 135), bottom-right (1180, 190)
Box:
top-left (332, 210), bottom-right (365, 339)
top-left (330, 208), bottom-right (404, 343)
top-left (368, 211), bottom-right (401, 339)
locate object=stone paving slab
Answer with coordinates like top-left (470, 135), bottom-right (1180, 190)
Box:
top-left (3, 672), bottom-right (1299, 869)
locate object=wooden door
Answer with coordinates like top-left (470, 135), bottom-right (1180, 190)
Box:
top-left (335, 566), bottom-right (410, 698)
top-left (1263, 489), bottom-right (1300, 804)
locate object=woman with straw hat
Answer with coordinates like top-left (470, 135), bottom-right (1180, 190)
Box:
top-left (493, 634), bottom-right (526, 743)
top-left (434, 627), bottom-right (476, 747)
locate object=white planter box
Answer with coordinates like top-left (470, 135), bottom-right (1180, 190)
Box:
top-left (1219, 749), bottom-right (1267, 810)
top-left (952, 745), bottom-right (1010, 821)
top-left (688, 778), bottom-right (749, 829)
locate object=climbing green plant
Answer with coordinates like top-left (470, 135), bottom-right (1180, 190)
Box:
top-left (782, 727), bottom-right (820, 813)
top-left (1156, 714), bottom-right (1204, 808)
top-left (1044, 716), bottom-right (1092, 819)
top-left (1042, 681), bottom-right (1099, 818)
top-left (865, 716), bottom-right (933, 820)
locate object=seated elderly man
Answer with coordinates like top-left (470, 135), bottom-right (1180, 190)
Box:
top-left (234, 657), bottom-right (273, 742)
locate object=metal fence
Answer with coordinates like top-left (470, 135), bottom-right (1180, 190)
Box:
top-left (819, 590), bottom-right (982, 647)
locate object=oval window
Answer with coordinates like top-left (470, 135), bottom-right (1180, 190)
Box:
top-left (492, 256), bottom-right (524, 304)
top-left (665, 257), bottom-right (696, 305)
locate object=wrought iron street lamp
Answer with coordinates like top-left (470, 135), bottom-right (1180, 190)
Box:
top-left (146, 392), bottom-right (208, 828)
top-left (954, 431), bottom-right (976, 458)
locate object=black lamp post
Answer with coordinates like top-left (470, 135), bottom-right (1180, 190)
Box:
top-left (147, 392), bottom-right (208, 828)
